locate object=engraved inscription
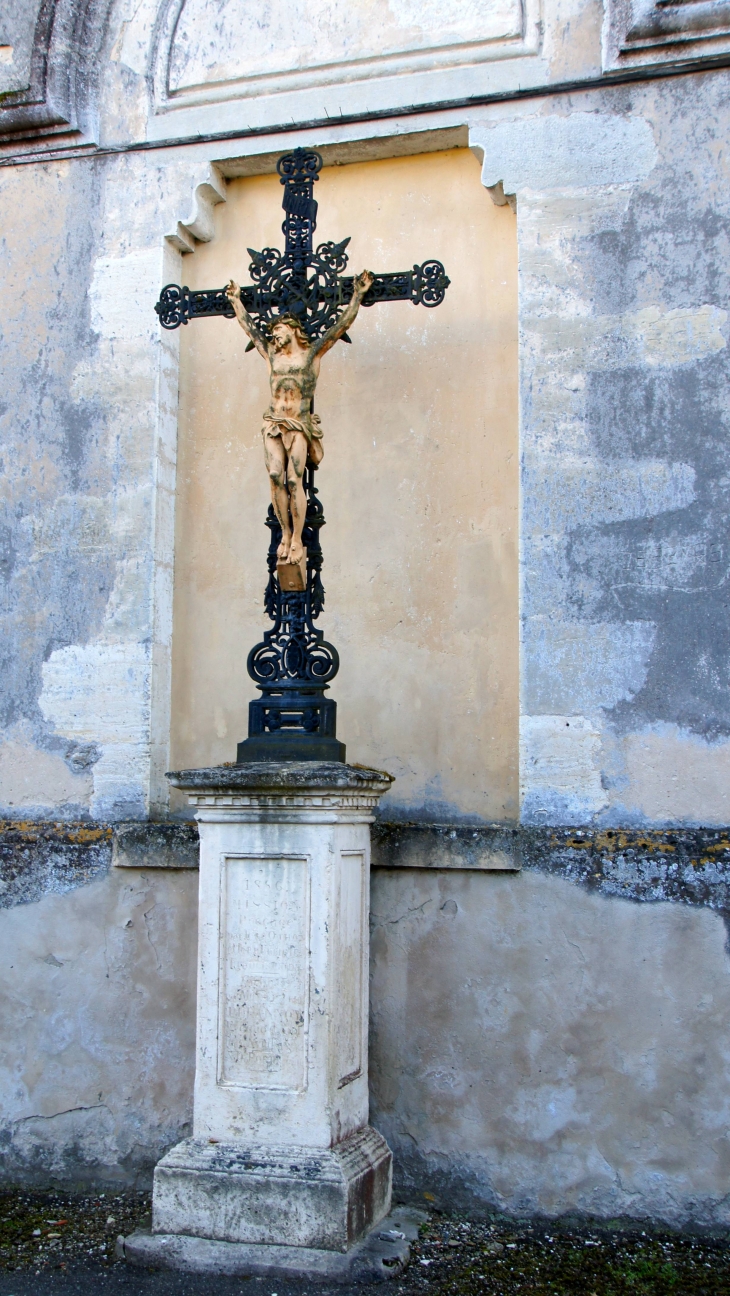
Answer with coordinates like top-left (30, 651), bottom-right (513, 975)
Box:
top-left (337, 851), bottom-right (365, 1087)
top-left (218, 855), bottom-right (309, 1091)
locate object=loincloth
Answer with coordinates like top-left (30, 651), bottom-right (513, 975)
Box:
top-left (262, 412), bottom-right (323, 465)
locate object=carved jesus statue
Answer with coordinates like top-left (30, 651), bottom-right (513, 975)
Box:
top-left (225, 269), bottom-right (375, 568)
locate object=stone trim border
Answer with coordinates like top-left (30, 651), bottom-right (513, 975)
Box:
top-left (520, 827), bottom-right (730, 917)
top-left (3, 821), bottom-right (730, 920)
top-left (0, 820), bottom-right (112, 909)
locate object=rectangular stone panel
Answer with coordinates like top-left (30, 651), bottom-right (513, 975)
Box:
top-left (217, 855), bottom-right (310, 1092)
top-left (337, 852), bottom-right (365, 1087)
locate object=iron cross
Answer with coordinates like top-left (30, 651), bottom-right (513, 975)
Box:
top-left (154, 147), bottom-right (450, 339)
top-left (155, 147), bottom-right (450, 764)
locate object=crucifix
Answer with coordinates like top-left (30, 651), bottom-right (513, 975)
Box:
top-left (132, 148), bottom-right (450, 1279)
top-left (155, 148), bottom-right (450, 764)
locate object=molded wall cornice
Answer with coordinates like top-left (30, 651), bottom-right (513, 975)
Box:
top-left (0, 0), bottom-right (115, 148)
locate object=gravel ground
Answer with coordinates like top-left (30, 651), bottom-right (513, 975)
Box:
top-left (1, 1189), bottom-right (730, 1295)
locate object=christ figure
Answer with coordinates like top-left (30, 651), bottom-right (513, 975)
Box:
top-left (225, 269), bottom-right (374, 567)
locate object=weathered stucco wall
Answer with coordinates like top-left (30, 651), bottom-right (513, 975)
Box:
top-left (370, 864), bottom-right (730, 1227)
top-left (4, 829), bottom-right (730, 1231)
top-left (480, 76), bottom-right (730, 827)
top-left (2, 74), bottom-right (729, 827)
top-left (169, 148), bottom-right (520, 822)
top-left (0, 853), bottom-right (197, 1184)
top-left (0, 150), bottom-right (185, 821)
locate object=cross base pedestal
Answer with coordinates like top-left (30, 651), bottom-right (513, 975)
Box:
top-left (151, 1128), bottom-right (391, 1251)
top-left (120, 1204), bottom-right (423, 1282)
top-left (125, 762), bottom-right (397, 1277)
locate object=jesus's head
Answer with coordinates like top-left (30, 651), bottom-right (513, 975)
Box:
top-left (271, 315), bottom-right (310, 352)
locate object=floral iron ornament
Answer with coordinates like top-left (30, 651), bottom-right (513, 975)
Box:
top-left (153, 148), bottom-right (450, 763)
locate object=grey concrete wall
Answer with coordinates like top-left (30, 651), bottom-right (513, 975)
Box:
top-left (3, 826), bottom-right (730, 1230)
top-left (370, 865), bottom-right (730, 1228)
top-left (0, 856), bottom-right (197, 1185)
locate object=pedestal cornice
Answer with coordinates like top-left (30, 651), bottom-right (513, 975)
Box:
top-left (166, 761), bottom-right (394, 822)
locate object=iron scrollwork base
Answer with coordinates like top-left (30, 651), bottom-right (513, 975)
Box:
top-left (236, 467), bottom-right (346, 764)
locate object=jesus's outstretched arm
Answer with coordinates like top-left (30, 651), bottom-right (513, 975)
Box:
top-left (225, 280), bottom-right (269, 359)
top-left (312, 269), bottom-right (374, 358)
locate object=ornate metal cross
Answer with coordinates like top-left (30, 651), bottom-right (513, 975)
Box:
top-left (154, 148), bottom-right (450, 764)
top-left (155, 148), bottom-right (449, 337)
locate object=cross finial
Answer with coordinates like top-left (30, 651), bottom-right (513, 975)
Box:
top-left (278, 148), bottom-right (322, 257)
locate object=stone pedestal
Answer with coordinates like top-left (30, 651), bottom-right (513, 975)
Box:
top-left (123, 762), bottom-right (402, 1279)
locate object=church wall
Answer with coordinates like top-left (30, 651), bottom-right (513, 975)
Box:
top-left (3, 828), bottom-right (730, 1231)
top-left (0, 850), bottom-right (198, 1186)
top-left (370, 863), bottom-right (730, 1228)
top-left (1, 0), bottom-right (730, 1226)
top-left (1, 74), bottom-right (729, 828)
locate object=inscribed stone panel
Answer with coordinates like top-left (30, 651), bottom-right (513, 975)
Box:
top-left (168, 0), bottom-right (524, 98)
top-left (217, 855), bottom-right (310, 1092)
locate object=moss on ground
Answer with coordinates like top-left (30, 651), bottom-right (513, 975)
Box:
top-left (1, 1189), bottom-right (729, 1294)
top-left (0, 1187), bottom-right (150, 1273)
top-left (404, 1215), bottom-right (730, 1295)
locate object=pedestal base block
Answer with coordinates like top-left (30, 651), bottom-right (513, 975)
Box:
top-left (152, 1127), bottom-right (392, 1252)
top-left (120, 1206), bottom-right (424, 1282)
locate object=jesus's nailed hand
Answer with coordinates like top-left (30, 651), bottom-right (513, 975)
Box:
top-left (354, 269), bottom-right (374, 296)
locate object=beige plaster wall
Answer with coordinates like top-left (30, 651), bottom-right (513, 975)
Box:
top-left (170, 149), bottom-right (518, 821)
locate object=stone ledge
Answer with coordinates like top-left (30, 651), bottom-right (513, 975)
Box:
top-left (166, 762), bottom-right (394, 793)
top-left (0, 821), bottom-right (112, 907)
top-left (113, 822), bottom-right (199, 869)
top-left (372, 822), bottom-right (521, 871)
top-left (120, 1205), bottom-right (423, 1281)
top-left (4, 823), bottom-right (730, 910)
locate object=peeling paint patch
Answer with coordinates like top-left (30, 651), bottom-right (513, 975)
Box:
top-left (88, 249), bottom-right (162, 342)
top-left (8, 1105), bottom-right (119, 1180)
top-left (523, 620), bottom-right (656, 715)
top-left (620, 724), bottom-right (730, 825)
top-left (629, 305), bottom-right (727, 368)
top-left (39, 644), bottom-right (150, 819)
top-left (520, 715), bottom-right (607, 824)
top-left (0, 723), bottom-right (92, 815)
top-left (525, 306), bottom-right (726, 372)
top-left (524, 458), bottom-right (696, 534)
